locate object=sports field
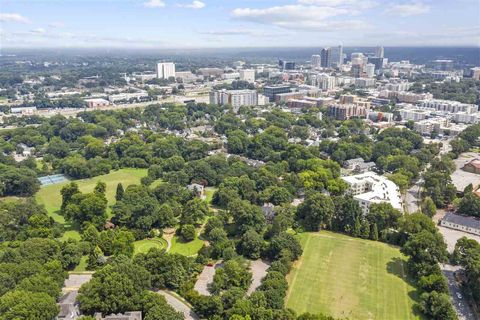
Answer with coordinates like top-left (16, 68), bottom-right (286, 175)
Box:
top-left (286, 231), bottom-right (421, 320)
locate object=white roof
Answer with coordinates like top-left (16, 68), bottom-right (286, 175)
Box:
top-left (343, 172), bottom-right (402, 211)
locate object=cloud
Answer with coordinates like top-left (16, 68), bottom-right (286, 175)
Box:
top-left (143, 0), bottom-right (166, 8)
top-left (0, 13), bottom-right (30, 24)
top-left (178, 0), bottom-right (205, 9)
top-left (231, 5), bottom-right (369, 31)
top-left (298, 0), bottom-right (378, 9)
top-left (199, 28), bottom-right (288, 37)
top-left (384, 2), bottom-right (430, 17)
top-left (48, 22), bottom-right (65, 28)
top-left (30, 28), bottom-right (46, 34)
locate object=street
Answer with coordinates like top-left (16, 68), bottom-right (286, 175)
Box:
top-left (441, 264), bottom-right (476, 320)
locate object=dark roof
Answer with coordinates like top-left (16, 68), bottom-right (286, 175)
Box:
top-left (443, 213), bottom-right (480, 230)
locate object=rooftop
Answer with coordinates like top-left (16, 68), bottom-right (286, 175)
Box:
top-left (443, 213), bottom-right (480, 230)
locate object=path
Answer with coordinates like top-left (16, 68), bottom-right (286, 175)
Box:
top-left (247, 259), bottom-right (270, 295)
top-left (194, 261), bottom-right (222, 296)
top-left (157, 290), bottom-right (200, 320)
top-left (163, 228), bottom-right (175, 252)
top-left (441, 264), bottom-right (476, 320)
top-left (405, 178), bottom-right (422, 213)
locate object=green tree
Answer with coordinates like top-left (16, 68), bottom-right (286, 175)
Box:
top-left (296, 193), bottom-right (335, 231)
top-left (180, 224), bottom-right (196, 242)
top-left (0, 290), bottom-right (59, 320)
top-left (238, 229), bottom-right (264, 259)
top-left (116, 183), bottom-right (124, 201)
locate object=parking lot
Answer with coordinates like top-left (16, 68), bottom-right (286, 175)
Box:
top-left (451, 152), bottom-right (480, 191)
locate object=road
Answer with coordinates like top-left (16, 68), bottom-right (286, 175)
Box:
top-left (405, 178), bottom-right (422, 213)
top-left (441, 264), bottom-right (476, 320)
top-left (157, 290), bottom-right (200, 320)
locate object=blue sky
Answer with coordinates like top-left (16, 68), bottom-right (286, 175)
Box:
top-left (0, 0), bottom-right (479, 48)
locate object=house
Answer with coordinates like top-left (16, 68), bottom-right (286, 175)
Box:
top-left (462, 158), bottom-right (480, 174)
top-left (342, 172), bottom-right (403, 215)
top-left (344, 158), bottom-right (376, 173)
top-left (440, 213), bottom-right (480, 236)
top-left (94, 312), bottom-right (142, 320)
top-left (188, 183), bottom-right (205, 199)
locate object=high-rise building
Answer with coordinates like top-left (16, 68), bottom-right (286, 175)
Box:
top-left (352, 64), bottom-right (363, 78)
top-left (315, 73), bottom-right (337, 91)
top-left (330, 46), bottom-right (343, 67)
top-left (156, 62), bottom-right (176, 79)
top-left (279, 60), bottom-right (295, 71)
top-left (365, 64), bottom-right (375, 78)
top-left (239, 69), bottom-right (255, 83)
top-left (320, 47), bottom-right (331, 68)
top-left (263, 85), bottom-right (291, 102)
top-left (375, 46), bottom-right (384, 58)
top-left (368, 57), bottom-right (386, 71)
top-left (311, 55), bottom-right (321, 69)
top-left (209, 89), bottom-right (258, 112)
top-left (432, 59), bottom-right (454, 71)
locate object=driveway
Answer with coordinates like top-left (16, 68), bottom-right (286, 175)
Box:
top-left (405, 179), bottom-right (422, 214)
top-left (247, 259), bottom-right (270, 295)
top-left (157, 290), bottom-right (200, 320)
top-left (194, 261), bottom-right (222, 296)
top-left (441, 264), bottom-right (476, 320)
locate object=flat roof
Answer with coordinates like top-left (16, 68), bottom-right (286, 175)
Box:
top-left (443, 213), bottom-right (480, 230)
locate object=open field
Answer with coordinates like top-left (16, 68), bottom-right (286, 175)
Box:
top-left (134, 238), bottom-right (167, 255)
top-left (35, 168), bottom-right (147, 240)
top-left (169, 235), bottom-right (204, 256)
top-left (286, 231), bottom-right (421, 320)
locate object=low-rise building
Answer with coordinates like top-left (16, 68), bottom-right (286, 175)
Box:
top-left (84, 98), bottom-right (110, 108)
top-left (462, 158), bottom-right (480, 174)
top-left (94, 312), bottom-right (142, 320)
top-left (328, 104), bottom-right (368, 120)
top-left (440, 213), bottom-right (480, 236)
top-left (342, 172), bottom-right (402, 214)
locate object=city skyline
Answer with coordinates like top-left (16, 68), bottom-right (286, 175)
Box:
top-left (0, 0), bottom-right (479, 48)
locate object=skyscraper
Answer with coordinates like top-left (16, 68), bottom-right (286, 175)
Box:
top-left (375, 46), bottom-right (384, 58)
top-left (311, 55), bottom-right (321, 69)
top-left (330, 45), bottom-right (343, 67)
top-left (156, 62), bottom-right (176, 79)
top-left (320, 47), bottom-right (331, 68)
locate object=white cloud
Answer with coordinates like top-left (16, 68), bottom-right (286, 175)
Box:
top-left (178, 0), bottom-right (205, 9)
top-left (0, 13), bottom-right (30, 24)
top-left (30, 28), bottom-right (46, 34)
top-left (384, 2), bottom-right (430, 17)
top-left (143, 0), bottom-right (166, 8)
top-left (298, 0), bottom-right (378, 9)
top-left (48, 22), bottom-right (65, 28)
top-left (199, 28), bottom-right (287, 37)
top-left (231, 5), bottom-right (369, 31)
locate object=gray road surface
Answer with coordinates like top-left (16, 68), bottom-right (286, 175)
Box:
top-left (194, 261), bottom-right (222, 296)
top-left (247, 259), bottom-right (270, 295)
top-left (157, 290), bottom-right (200, 320)
top-left (441, 264), bottom-right (476, 320)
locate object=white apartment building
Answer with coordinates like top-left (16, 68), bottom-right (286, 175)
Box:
top-left (413, 118), bottom-right (468, 136)
top-left (355, 78), bottom-right (375, 88)
top-left (419, 99), bottom-right (478, 114)
top-left (221, 72), bottom-right (240, 80)
top-left (156, 62), bottom-right (176, 79)
top-left (311, 55), bottom-right (321, 68)
top-left (365, 64), bottom-right (375, 78)
top-left (314, 73), bottom-right (337, 91)
top-left (453, 112), bottom-right (480, 124)
top-left (239, 69), bottom-right (255, 83)
top-left (399, 107), bottom-right (431, 122)
top-left (209, 89), bottom-right (258, 112)
top-left (342, 172), bottom-right (402, 215)
top-left (397, 91), bottom-right (433, 104)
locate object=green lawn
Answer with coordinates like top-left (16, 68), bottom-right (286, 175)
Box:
top-left (35, 168), bottom-right (148, 240)
top-left (204, 187), bottom-right (217, 204)
top-left (134, 238), bottom-right (167, 255)
top-left (286, 231), bottom-right (421, 320)
top-left (73, 255), bottom-right (88, 272)
top-left (169, 235), bottom-right (204, 256)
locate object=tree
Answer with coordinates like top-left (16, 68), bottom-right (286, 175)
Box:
top-left (360, 220), bottom-right (370, 239)
top-left (418, 273), bottom-right (449, 294)
top-left (421, 197), bottom-right (437, 218)
top-left (419, 291), bottom-right (457, 320)
top-left (296, 193), bottom-right (335, 231)
top-left (267, 232), bottom-right (302, 261)
top-left (210, 260), bottom-right (252, 294)
top-left (370, 223), bottom-right (379, 241)
top-left (229, 199), bottom-right (266, 234)
top-left (181, 198), bottom-right (209, 226)
top-left (238, 229), bottom-right (264, 259)
top-left (0, 289), bottom-right (59, 320)
top-left (116, 183), bottom-right (124, 201)
top-left (180, 224), bottom-right (196, 242)
top-left (61, 182), bottom-right (80, 211)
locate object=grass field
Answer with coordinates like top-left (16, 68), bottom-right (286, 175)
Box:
top-left (204, 187), bottom-right (216, 204)
top-left (169, 235), bottom-right (204, 256)
top-left (286, 231), bottom-right (421, 320)
top-left (35, 168), bottom-right (148, 240)
top-left (134, 238), bottom-right (167, 255)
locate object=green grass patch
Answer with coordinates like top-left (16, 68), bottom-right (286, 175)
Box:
top-left (35, 168), bottom-right (147, 240)
top-left (134, 238), bottom-right (167, 255)
top-left (73, 255), bottom-right (88, 272)
top-left (286, 231), bottom-right (421, 320)
top-left (169, 235), bottom-right (204, 256)
top-left (204, 187), bottom-right (216, 205)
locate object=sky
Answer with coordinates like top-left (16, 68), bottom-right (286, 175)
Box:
top-left (0, 0), bottom-right (479, 48)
